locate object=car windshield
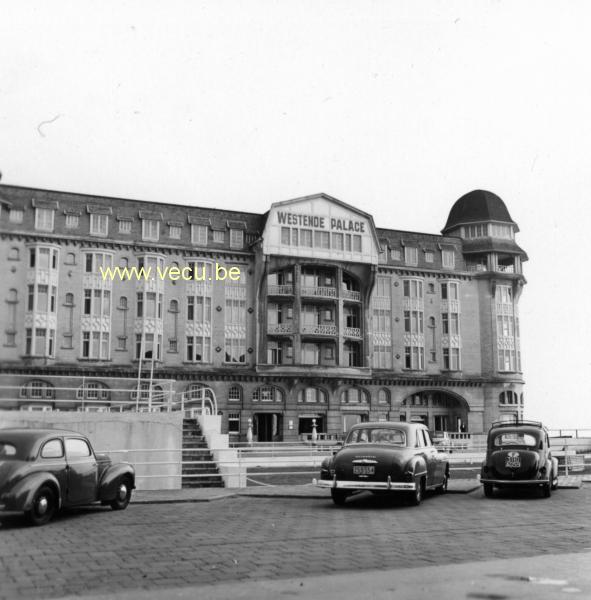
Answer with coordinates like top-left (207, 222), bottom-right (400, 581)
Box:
top-left (493, 432), bottom-right (538, 448)
top-left (0, 442), bottom-right (18, 459)
top-left (346, 427), bottom-right (406, 446)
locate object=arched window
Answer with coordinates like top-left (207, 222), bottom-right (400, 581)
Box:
top-left (65, 252), bottom-right (76, 265)
top-left (252, 386), bottom-right (284, 402)
top-left (119, 257), bottom-right (129, 268)
top-left (340, 388), bottom-right (369, 404)
top-left (119, 296), bottom-right (128, 309)
top-left (8, 247), bottom-right (19, 260)
top-left (499, 391), bottom-right (519, 405)
top-left (186, 384), bottom-right (214, 401)
top-left (378, 388), bottom-right (390, 405)
top-left (297, 387), bottom-right (327, 403)
top-left (228, 385), bottom-right (242, 402)
top-left (20, 380), bottom-right (54, 399)
top-left (65, 293), bottom-right (74, 305)
top-left (77, 381), bottom-right (110, 401)
top-left (169, 299), bottom-right (179, 313)
top-left (8, 289), bottom-right (17, 302)
top-left (131, 382), bottom-right (165, 404)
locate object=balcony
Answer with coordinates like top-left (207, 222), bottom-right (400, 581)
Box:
top-left (300, 286), bottom-right (337, 299)
top-left (342, 289), bottom-right (362, 302)
top-left (268, 284), bottom-right (294, 296)
top-left (301, 324), bottom-right (337, 336)
top-left (343, 327), bottom-right (362, 339)
top-left (267, 323), bottom-right (293, 335)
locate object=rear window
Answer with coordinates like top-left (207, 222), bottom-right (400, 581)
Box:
top-left (0, 443), bottom-right (18, 459)
top-left (346, 427), bottom-right (406, 446)
top-left (493, 432), bottom-right (538, 448)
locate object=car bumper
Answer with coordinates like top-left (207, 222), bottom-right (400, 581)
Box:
top-left (480, 478), bottom-right (550, 485)
top-left (313, 477), bottom-right (416, 491)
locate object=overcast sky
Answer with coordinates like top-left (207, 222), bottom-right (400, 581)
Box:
top-left (2, 1), bottom-right (590, 428)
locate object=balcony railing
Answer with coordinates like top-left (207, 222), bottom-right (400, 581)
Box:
top-left (466, 264), bottom-right (517, 274)
top-left (497, 264), bottom-right (515, 273)
top-left (342, 289), bottom-right (362, 302)
top-left (343, 326), bottom-right (362, 339)
top-left (268, 284), bottom-right (294, 295)
top-left (267, 323), bottom-right (293, 334)
top-left (301, 324), bottom-right (337, 336)
top-left (300, 286), bottom-right (337, 298)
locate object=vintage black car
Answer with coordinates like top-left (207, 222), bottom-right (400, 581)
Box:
top-left (314, 422), bottom-right (449, 505)
top-left (0, 428), bottom-right (135, 525)
top-left (480, 420), bottom-right (558, 498)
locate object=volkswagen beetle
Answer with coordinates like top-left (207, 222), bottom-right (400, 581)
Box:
top-left (313, 422), bottom-right (449, 506)
top-left (480, 420), bottom-right (558, 498)
top-left (0, 428), bottom-right (135, 525)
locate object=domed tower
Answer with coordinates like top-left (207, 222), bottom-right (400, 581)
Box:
top-left (443, 190), bottom-right (527, 424)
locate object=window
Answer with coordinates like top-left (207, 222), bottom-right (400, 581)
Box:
top-left (90, 213), bottom-right (109, 236)
top-left (41, 439), bottom-right (64, 459)
top-left (404, 246), bottom-right (418, 266)
top-left (373, 345), bottom-right (392, 369)
top-left (340, 388), bottom-right (369, 403)
top-left (142, 219), bottom-right (159, 241)
top-left (230, 229), bottom-right (244, 248)
top-left (375, 276), bottom-right (391, 298)
top-left (186, 336), bottom-right (211, 363)
top-left (119, 219), bottom-right (132, 234)
top-left (9, 208), bottom-right (24, 223)
top-left (442, 249), bottom-right (455, 269)
top-left (443, 347), bottom-right (460, 370)
top-left (191, 224), bottom-right (208, 245)
top-left (352, 235), bottom-right (362, 252)
top-left (84, 252), bottom-right (113, 273)
top-left (405, 346), bottom-right (424, 370)
top-left (314, 231), bottom-right (330, 249)
top-left (228, 385), bottom-right (242, 402)
top-left (425, 251), bottom-right (434, 263)
top-left (35, 208), bottom-right (54, 231)
top-left (490, 224), bottom-right (513, 239)
top-left (228, 412), bottom-right (240, 434)
top-left (225, 337), bottom-right (246, 363)
top-left (268, 339), bottom-right (292, 364)
top-left (403, 279), bottom-right (423, 298)
top-left (65, 438), bottom-right (91, 458)
top-left (390, 248), bottom-right (401, 261)
top-left (378, 389), bottom-right (390, 405)
top-left (464, 223), bottom-right (488, 238)
top-left (301, 342), bottom-right (320, 365)
top-left (332, 233), bottom-right (344, 250)
top-left (77, 381), bottom-right (110, 401)
top-left (344, 341), bottom-right (361, 366)
top-left (65, 252), bottom-right (76, 265)
top-left (441, 281), bottom-right (459, 301)
top-left (404, 310), bottom-right (424, 334)
top-left (81, 331), bottom-right (110, 360)
top-left (300, 229), bottom-right (313, 247)
top-left (20, 380), bottom-right (54, 399)
top-left (8, 247), bottom-right (19, 260)
top-left (169, 224), bottom-right (182, 239)
top-left (252, 386), bottom-right (284, 402)
top-left (297, 387), bottom-right (327, 403)
top-left (213, 230), bottom-right (225, 243)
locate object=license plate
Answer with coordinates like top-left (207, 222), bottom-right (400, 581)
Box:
top-left (505, 453), bottom-right (521, 469)
top-left (353, 465), bottom-right (375, 475)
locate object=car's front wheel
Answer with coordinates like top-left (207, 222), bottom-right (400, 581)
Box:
top-left (331, 489), bottom-right (348, 506)
top-left (110, 476), bottom-right (133, 510)
top-left (25, 485), bottom-right (57, 526)
top-left (483, 483), bottom-right (494, 498)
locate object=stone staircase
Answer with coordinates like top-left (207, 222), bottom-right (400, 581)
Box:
top-left (182, 418), bottom-right (224, 488)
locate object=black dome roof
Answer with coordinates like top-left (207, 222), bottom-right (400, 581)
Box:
top-left (443, 190), bottom-right (517, 233)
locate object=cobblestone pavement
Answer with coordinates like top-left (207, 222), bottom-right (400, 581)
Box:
top-left (0, 486), bottom-right (589, 599)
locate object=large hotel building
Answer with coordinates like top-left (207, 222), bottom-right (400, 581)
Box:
top-left (0, 184), bottom-right (526, 441)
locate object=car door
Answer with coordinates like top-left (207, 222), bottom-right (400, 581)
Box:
top-left (421, 429), bottom-right (440, 486)
top-left (38, 438), bottom-right (68, 492)
top-left (64, 437), bottom-right (98, 505)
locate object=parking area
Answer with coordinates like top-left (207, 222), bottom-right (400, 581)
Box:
top-left (0, 484), bottom-right (589, 599)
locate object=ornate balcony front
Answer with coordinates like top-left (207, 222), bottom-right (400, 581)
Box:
top-left (268, 284), bottom-right (294, 296)
top-left (267, 323), bottom-right (293, 334)
top-left (300, 286), bottom-right (337, 299)
top-left (301, 324), bottom-right (337, 336)
top-left (342, 289), bottom-right (361, 302)
top-left (343, 326), bottom-right (362, 339)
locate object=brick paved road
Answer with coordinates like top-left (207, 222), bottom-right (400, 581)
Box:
top-left (1, 486), bottom-right (589, 599)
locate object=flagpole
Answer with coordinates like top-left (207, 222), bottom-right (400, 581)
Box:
top-left (136, 317), bottom-right (145, 411)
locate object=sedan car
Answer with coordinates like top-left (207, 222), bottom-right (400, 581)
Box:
top-left (480, 420), bottom-right (558, 498)
top-left (0, 428), bottom-right (135, 525)
top-left (314, 422), bottom-right (449, 506)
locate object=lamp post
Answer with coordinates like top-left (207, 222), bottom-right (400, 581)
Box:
top-left (247, 417), bottom-right (253, 446)
top-left (311, 418), bottom-right (318, 443)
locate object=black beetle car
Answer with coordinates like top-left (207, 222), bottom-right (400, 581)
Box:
top-left (480, 420), bottom-right (558, 498)
top-left (314, 422), bottom-right (449, 506)
top-left (0, 428), bottom-right (135, 525)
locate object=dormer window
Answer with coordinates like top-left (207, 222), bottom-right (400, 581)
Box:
top-left (463, 224), bottom-right (488, 238)
top-left (142, 219), bottom-right (160, 242)
top-left (404, 246), bottom-right (418, 266)
top-left (90, 213), bottom-right (109, 237)
top-left (35, 208), bottom-right (54, 231)
top-left (230, 229), bottom-right (244, 248)
top-left (191, 224), bottom-right (208, 245)
top-left (9, 208), bottom-right (24, 223)
top-left (442, 249), bottom-right (455, 269)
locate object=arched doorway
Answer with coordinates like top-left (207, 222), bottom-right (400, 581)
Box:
top-left (400, 390), bottom-right (469, 432)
